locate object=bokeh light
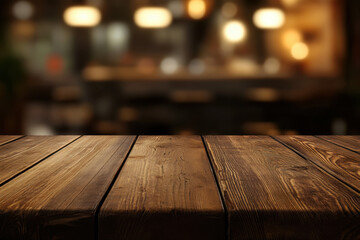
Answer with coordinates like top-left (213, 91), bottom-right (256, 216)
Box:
top-left (134, 7), bottom-right (172, 28)
top-left (187, 0), bottom-right (207, 20)
top-left (291, 42), bottom-right (309, 60)
top-left (63, 6), bottom-right (101, 27)
top-left (12, 1), bottom-right (34, 20)
top-left (253, 8), bottom-right (285, 29)
top-left (223, 20), bottom-right (246, 43)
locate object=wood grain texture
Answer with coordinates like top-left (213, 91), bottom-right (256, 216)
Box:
top-left (276, 135), bottom-right (360, 192)
top-left (0, 135), bottom-right (22, 146)
top-left (99, 136), bottom-right (225, 240)
top-left (318, 135), bottom-right (360, 153)
top-left (0, 136), bottom-right (135, 240)
top-left (205, 136), bottom-right (360, 240)
top-left (0, 135), bottom-right (79, 186)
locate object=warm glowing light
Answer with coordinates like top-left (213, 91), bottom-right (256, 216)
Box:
top-left (13, 1), bottom-right (33, 20)
top-left (281, 0), bottom-right (299, 7)
top-left (282, 29), bottom-right (302, 49)
top-left (253, 8), bottom-right (285, 29)
top-left (187, 0), bottom-right (206, 20)
top-left (263, 58), bottom-right (280, 74)
top-left (223, 20), bottom-right (246, 43)
top-left (63, 6), bottom-right (101, 27)
top-left (134, 7), bottom-right (172, 28)
top-left (221, 2), bottom-right (237, 18)
top-left (291, 42), bottom-right (309, 60)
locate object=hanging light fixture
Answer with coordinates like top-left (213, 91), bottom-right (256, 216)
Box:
top-left (134, 7), bottom-right (172, 28)
top-left (63, 5), bottom-right (101, 27)
top-left (253, 8), bottom-right (285, 29)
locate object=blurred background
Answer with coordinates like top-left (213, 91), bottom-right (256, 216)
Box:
top-left (0, 0), bottom-right (359, 135)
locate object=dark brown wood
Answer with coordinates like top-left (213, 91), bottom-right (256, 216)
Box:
top-left (205, 136), bottom-right (360, 240)
top-left (0, 136), bottom-right (79, 185)
top-left (99, 136), bottom-right (225, 240)
top-left (0, 136), bottom-right (135, 240)
top-left (318, 135), bottom-right (360, 153)
top-left (276, 135), bottom-right (360, 192)
top-left (0, 136), bottom-right (22, 146)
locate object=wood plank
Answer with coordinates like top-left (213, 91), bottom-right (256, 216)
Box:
top-left (275, 135), bottom-right (360, 192)
top-left (318, 135), bottom-right (360, 153)
top-left (0, 136), bottom-right (22, 146)
top-left (99, 136), bottom-right (225, 240)
top-left (0, 136), bottom-right (135, 240)
top-left (205, 136), bottom-right (360, 240)
top-left (0, 136), bottom-right (79, 186)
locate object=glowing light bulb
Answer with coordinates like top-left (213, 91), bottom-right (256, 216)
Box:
top-left (134, 7), bottom-right (172, 28)
top-left (63, 6), bottom-right (101, 27)
top-left (291, 42), bottom-right (309, 60)
top-left (253, 8), bottom-right (285, 29)
top-left (223, 20), bottom-right (246, 43)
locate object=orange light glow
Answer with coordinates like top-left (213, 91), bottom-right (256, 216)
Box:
top-left (282, 29), bottom-right (302, 49)
top-left (291, 42), bottom-right (309, 60)
top-left (187, 0), bottom-right (206, 20)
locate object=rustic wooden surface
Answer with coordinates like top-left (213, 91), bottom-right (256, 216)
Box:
top-left (0, 136), bottom-right (79, 186)
top-left (0, 135), bottom-right (22, 146)
top-left (318, 135), bottom-right (360, 153)
top-left (205, 136), bottom-right (360, 240)
top-left (99, 136), bottom-right (225, 240)
top-left (0, 135), bottom-right (359, 240)
top-left (0, 136), bottom-right (135, 240)
top-left (275, 135), bottom-right (360, 192)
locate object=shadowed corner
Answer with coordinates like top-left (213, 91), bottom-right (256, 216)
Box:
top-left (0, 209), bottom-right (95, 240)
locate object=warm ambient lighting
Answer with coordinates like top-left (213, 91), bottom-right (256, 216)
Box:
top-left (63, 6), bottom-right (101, 27)
top-left (282, 29), bottom-right (302, 49)
top-left (291, 42), bottom-right (309, 60)
top-left (281, 0), bottom-right (299, 7)
top-left (187, 0), bottom-right (206, 19)
top-left (253, 8), bottom-right (285, 29)
top-left (223, 20), bottom-right (246, 43)
top-left (221, 2), bottom-right (237, 18)
top-left (134, 7), bottom-right (172, 28)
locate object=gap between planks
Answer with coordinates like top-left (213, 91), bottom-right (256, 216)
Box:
top-left (316, 135), bottom-right (360, 155)
top-left (94, 135), bottom-right (139, 240)
top-left (0, 135), bottom-right (82, 188)
top-left (201, 135), bottom-right (229, 240)
top-left (0, 136), bottom-right (24, 147)
top-left (272, 136), bottom-right (360, 195)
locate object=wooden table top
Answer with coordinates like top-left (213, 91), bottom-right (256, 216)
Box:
top-left (0, 136), bottom-right (359, 240)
